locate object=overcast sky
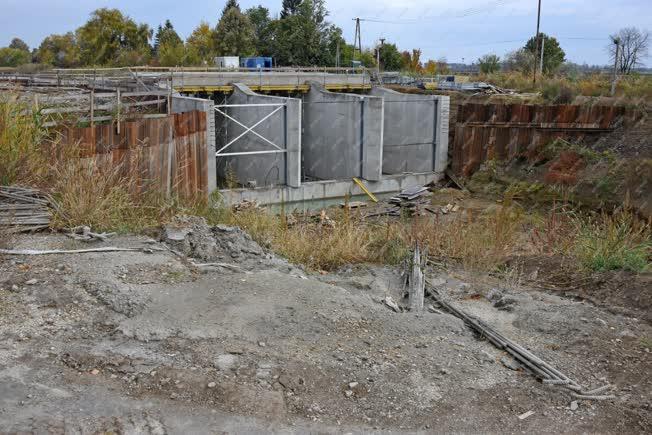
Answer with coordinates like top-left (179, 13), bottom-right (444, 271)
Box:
top-left (2, 0), bottom-right (650, 66)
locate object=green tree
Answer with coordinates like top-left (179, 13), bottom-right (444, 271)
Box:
top-left (222, 0), bottom-right (240, 15)
top-left (36, 33), bottom-right (80, 67)
top-left (245, 5), bottom-right (273, 56)
top-left (187, 21), bottom-right (217, 64)
top-left (9, 38), bottom-right (29, 52)
top-left (76, 8), bottom-right (152, 66)
top-left (269, 0), bottom-right (340, 66)
top-left (281, 0), bottom-right (303, 18)
top-left (478, 53), bottom-right (501, 74)
top-left (214, 3), bottom-right (255, 56)
top-left (525, 33), bottom-right (565, 74)
top-left (154, 20), bottom-right (182, 54)
top-left (0, 47), bottom-right (31, 66)
top-left (504, 48), bottom-right (535, 74)
top-left (377, 42), bottom-right (402, 71)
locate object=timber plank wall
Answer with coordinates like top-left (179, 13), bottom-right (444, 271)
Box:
top-left (53, 111), bottom-right (208, 198)
top-left (452, 103), bottom-right (633, 176)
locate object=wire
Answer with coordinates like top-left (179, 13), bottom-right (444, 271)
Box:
top-left (359, 0), bottom-right (520, 24)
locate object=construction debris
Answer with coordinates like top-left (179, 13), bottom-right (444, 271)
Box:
top-left (66, 226), bottom-right (116, 242)
top-left (0, 186), bottom-right (52, 232)
top-left (424, 278), bottom-right (615, 401)
top-left (0, 247), bottom-right (150, 255)
top-left (340, 201), bottom-right (367, 209)
top-left (383, 296), bottom-right (401, 313)
top-left (388, 185), bottom-right (431, 215)
top-left (232, 199), bottom-right (259, 212)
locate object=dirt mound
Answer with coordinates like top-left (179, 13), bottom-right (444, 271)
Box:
top-left (161, 215), bottom-right (297, 273)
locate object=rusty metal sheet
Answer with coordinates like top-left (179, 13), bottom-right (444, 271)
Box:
top-left (452, 103), bottom-right (631, 176)
top-left (51, 111), bottom-right (208, 198)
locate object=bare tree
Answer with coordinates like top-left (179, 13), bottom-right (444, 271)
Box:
top-left (607, 27), bottom-right (650, 74)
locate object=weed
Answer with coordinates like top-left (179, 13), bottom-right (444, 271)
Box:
top-left (0, 95), bottom-right (48, 185)
top-left (573, 209), bottom-right (651, 272)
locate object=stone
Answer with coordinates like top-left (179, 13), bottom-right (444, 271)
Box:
top-left (477, 350), bottom-right (494, 364)
top-left (214, 354), bottom-right (238, 371)
top-left (518, 410), bottom-right (534, 420)
top-left (383, 296), bottom-right (401, 313)
top-left (258, 341), bottom-right (266, 347)
top-left (348, 381), bottom-right (359, 389)
top-left (25, 279), bottom-right (38, 285)
top-left (344, 390), bottom-right (354, 397)
top-left (570, 401), bottom-right (578, 411)
top-left (501, 356), bottom-right (521, 371)
top-left (207, 382), bottom-right (217, 388)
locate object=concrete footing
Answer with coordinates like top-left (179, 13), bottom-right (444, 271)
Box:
top-left (219, 172), bottom-right (444, 207)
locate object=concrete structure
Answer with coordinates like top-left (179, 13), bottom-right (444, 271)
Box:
top-left (216, 83), bottom-right (301, 188)
top-left (370, 88), bottom-right (449, 174)
top-left (214, 56), bottom-right (239, 69)
top-left (167, 71), bottom-right (370, 93)
top-left (219, 172), bottom-right (443, 208)
top-left (170, 95), bottom-right (217, 194)
top-left (169, 83), bottom-right (449, 205)
top-left (302, 82), bottom-right (383, 182)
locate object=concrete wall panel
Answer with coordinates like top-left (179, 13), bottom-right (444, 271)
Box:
top-left (216, 84), bottom-right (301, 188)
top-left (303, 82), bottom-right (383, 181)
top-left (370, 87), bottom-right (443, 174)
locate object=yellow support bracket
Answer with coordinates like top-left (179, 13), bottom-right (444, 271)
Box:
top-left (352, 177), bottom-right (378, 203)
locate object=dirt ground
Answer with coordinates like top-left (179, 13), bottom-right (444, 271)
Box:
top-left (0, 219), bottom-right (650, 434)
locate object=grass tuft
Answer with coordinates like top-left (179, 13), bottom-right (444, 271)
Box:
top-left (573, 209), bottom-right (651, 272)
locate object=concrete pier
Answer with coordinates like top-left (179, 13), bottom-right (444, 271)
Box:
top-left (302, 82), bottom-right (383, 182)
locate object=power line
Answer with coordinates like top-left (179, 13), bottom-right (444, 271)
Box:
top-left (358, 0), bottom-right (520, 24)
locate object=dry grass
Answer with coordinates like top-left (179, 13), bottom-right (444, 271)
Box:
top-left (0, 95), bottom-right (49, 185)
top-left (222, 203), bottom-right (524, 272)
top-left (475, 71), bottom-right (652, 103)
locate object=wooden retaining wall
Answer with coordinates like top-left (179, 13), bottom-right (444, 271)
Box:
top-left (452, 103), bottom-right (630, 176)
top-left (53, 111), bottom-right (208, 198)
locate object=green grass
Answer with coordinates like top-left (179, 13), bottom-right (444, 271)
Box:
top-left (574, 209), bottom-right (651, 272)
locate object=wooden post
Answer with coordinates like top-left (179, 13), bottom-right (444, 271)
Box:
top-left (116, 89), bottom-right (121, 134)
top-left (90, 89), bottom-right (95, 128)
top-left (408, 243), bottom-right (425, 312)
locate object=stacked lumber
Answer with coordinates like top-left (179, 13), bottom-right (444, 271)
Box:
top-left (388, 186), bottom-right (432, 215)
top-left (0, 186), bottom-right (52, 232)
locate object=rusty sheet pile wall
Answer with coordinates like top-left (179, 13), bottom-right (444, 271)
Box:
top-left (54, 111), bottom-right (208, 197)
top-left (452, 103), bottom-right (629, 176)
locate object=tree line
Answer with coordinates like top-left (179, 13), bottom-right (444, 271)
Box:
top-left (477, 28), bottom-right (649, 76)
top-left (0, 0), bottom-right (439, 71)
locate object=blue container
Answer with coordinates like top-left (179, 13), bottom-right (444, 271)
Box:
top-left (240, 57), bottom-right (273, 69)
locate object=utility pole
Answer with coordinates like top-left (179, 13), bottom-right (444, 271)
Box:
top-left (539, 35), bottom-right (545, 76)
top-left (377, 38), bottom-right (385, 72)
top-left (336, 40), bottom-right (340, 68)
top-left (611, 37), bottom-right (621, 96)
top-left (353, 18), bottom-right (362, 62)
top-left (533, 0), bottom-right (542, 84)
